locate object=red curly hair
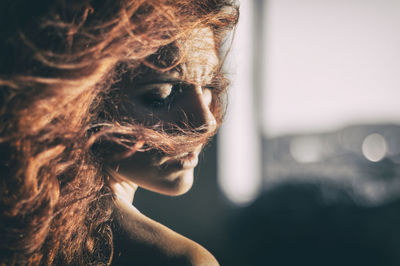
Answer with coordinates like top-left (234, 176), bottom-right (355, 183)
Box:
top-left (0, 0), bottom-right (238, 264)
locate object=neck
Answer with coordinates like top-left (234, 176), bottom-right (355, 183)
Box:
top-left (107, 168), bottom-right (138, 204)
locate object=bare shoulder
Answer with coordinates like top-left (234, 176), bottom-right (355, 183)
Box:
top-left (112, 199), bottom-right (219, 266)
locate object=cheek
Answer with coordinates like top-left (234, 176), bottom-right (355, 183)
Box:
top-left (121, 99), bottom-right (155, 125)
top-left (121, 96), bottom-right (174, 127)
top-left (116, 151), bottom-right (158, 173)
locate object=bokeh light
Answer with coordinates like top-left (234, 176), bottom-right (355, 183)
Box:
top-left (362, 133), bottom-right (387, 162)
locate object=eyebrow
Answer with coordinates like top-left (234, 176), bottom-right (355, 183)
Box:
top-left (134, 75), bottom-right (184, 86)
top-left (135, 70), bottom-right (218, 87)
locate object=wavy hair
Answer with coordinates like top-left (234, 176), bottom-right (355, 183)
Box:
top-left (0, 0), bottom-right (238, 265)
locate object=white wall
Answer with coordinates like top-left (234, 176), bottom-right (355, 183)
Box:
top-left (218, 0), bottom-right (262, 206)
top-left (262, 0), bottom-right (400, 137)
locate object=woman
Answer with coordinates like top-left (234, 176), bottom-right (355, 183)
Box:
top-left (0, 0), bottom-right (238, 265)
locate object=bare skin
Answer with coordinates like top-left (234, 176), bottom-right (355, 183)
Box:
top-left (110, 183), bottom-right (218, 265)
top-left (108, 27), bottom-right (220, 265)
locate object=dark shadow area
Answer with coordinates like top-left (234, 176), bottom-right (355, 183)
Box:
top-left (135, 125), bottom-right (400, 266)
top-left (223, 182), bottom-right (400, 266)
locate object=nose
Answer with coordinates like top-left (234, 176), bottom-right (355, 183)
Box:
top-left (181, 85), bottom-right (217, 134)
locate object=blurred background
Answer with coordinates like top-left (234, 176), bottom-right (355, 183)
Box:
top-left (136, 0), bottom-right (400, 265)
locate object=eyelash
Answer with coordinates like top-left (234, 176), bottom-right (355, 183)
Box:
top-left (138, 81), bottom-right (219, 110)
top-left (140, 83), bottom-right (185, 109)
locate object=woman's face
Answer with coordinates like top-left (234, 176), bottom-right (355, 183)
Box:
top-left (112, 27), bottom-right (219, 196)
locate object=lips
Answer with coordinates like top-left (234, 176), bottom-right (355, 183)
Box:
top-left (160, 151), bottom-right (199, 170)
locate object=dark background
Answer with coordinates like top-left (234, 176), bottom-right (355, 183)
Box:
top-left (136, 125), bottom-right (400, 266)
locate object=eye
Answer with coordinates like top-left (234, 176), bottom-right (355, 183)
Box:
top-left (139, 83), bottom-right (183, 108)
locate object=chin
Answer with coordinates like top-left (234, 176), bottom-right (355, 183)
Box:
top-left (159, 169), bottom-right (195, 196)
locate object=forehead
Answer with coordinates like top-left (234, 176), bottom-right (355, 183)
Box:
top-left (128, 27), bottom-right (218, 85)
top-left (176, 27), bottom-right (219, 85)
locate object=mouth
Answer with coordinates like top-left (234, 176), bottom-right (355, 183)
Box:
top-left (159, 150), bottom-right (200, 170)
